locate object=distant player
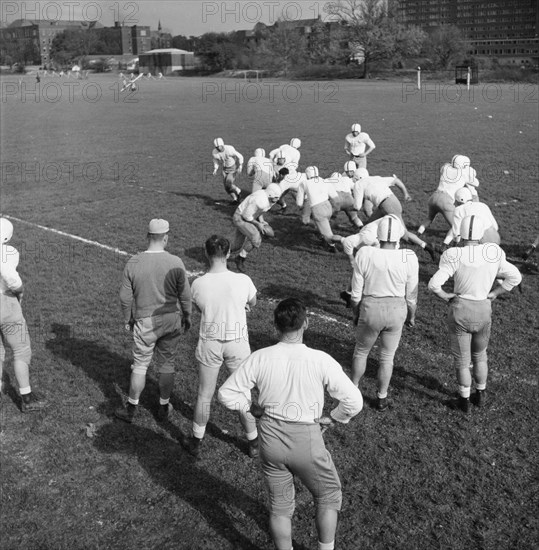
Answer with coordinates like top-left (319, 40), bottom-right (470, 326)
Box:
top-left (428, 215), bottom-right (522, 413)
top-left (344, 123), bottom-right (375, 169)
top-left (296, 166), bottom-right (344, 253)
top-left (246, 148), bottom-right (275, 192)
top-left (232, 184), bottom-right (282, 272)
top-left (212, 137), bottom-right (244, 203)
top-left (443, 187), bottom-right (500, 248)
top-left (350, 216), bottom-right (418, 411)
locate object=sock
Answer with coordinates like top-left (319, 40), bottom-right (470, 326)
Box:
top-left (420, 242), bottom-right (426, 249)
top-left (458, 386), bottom-right (471, 398)
top-left (127, 398), bottom-right (139, 406)
top-left (20, 386), bottom-right (31, 396)
top-left (417, 225), bottom-right (425, 235)
top-left (318, 541), bottom-right (334, 550)
top-left (245, 430), bottom-right (258, 441)
top-left (377, 392), bottom-right (388, 399)
top-left (239, 250), bottom-right (248, 259)
top-left (476, 383), bottom-right (486, 391)
top-left (159, 397), bottom-right (170, 406)
top-left (192, 422), bottom-right (206, 440)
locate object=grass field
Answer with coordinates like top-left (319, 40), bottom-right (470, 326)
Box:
top-left (0, 73), bottom-right (538, 550)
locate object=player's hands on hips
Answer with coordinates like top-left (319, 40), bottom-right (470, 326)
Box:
top-left (404, 194), bottom-right (413, 202)
top-left (250, 402), bottom-right (265, 418)
top-left (125, 319), bottom-right (134, 332)
top-left (319, 415), bottom-right (336, 433)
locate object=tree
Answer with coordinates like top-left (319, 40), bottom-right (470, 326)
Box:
top-left (326, 0), bottom-right (427, 76)
top-left (423, 25), bottom-right (469, 69)
top-left (307, 20), bottom-right (349, 65)
top-left (50, 29), bottom-right (99, 67)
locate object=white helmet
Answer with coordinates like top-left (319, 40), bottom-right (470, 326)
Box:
top-left (213, 137), bottom-right (224, 148)
top-left (344, 160), bottom-right (357, 172)
top-left (351, 123), bottom-right (361, 133)
top-left (305, 166), bottom-right (319, 179)
top-left (452, 154), bottom-right (470, 168)
top-left (0, 217), bottom-right (13, 244)
top-left (254, 148), bottom-right (265, 157)
top-left (266, 183), bottom-right (282, 199)
top-left (460, 215), bottom-right (484, 241)
top-left (354, 167), bottom-right (369, 179)
top-left (377, 215), bottom-right (403, 243)
top-left (290, 138), bottom-right (301, 149)
top-left (455, 187), bottom-right (473, 204)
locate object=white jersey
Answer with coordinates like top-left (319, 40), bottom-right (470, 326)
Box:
top-left (351, 247), bottom-right (419, 308)
top-left (327, 173), bottom-right (354, 194)
top-left (429, 244), bottom-right (521, 301)
top-left (236, 189), bottom-right (272, 221)
top-left (296, 176), bottom-right (338, 208)
top-left (446, 202), bottom-right (499, 244)
top-left (0, 244), bottom-right (22, 294)
top-left (437, 163), bottom-right (477, 201)
top-left (353, 175), bottom-right (394, 210)
top-left (344, 132), bottom-right (374, 157)
top-left (269, 144), bottom-right (300, 172)
top-left (212, 145), bottom-right (244, 171)
top-left (246, 155), bottom-right (275, 191)
top-left (218, 342), bottom-right (363, 424)
top-left (279, 171), bottom-right (307, 193)
top-left (191, 271), bottom-right (257, 341)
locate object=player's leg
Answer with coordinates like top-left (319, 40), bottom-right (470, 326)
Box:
top-left (418, 193), bottom-right (439, 235)
top-left (470, 302), bottom-right (492, 405)
top-left (352, 299), bottom-right (382, 386)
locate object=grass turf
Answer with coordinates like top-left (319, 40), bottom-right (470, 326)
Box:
top-left (0, 74), bottom-right (538, 549)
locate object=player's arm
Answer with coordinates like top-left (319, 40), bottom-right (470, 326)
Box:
top-left (296, 181), bottom-right (305, 208)
top-left (176, 267), bottom-right (193, 330)
top-left (363, 135), bottom-right (376, 157)
top-left (405, 255), bottom-right (419, 327)
top-left (325, 361), bottom-right (364, 423)
top-left (350, 259), bottom-right (365, 325)
top-left (488, 253), bottom-right (522, 300)
top-left (428, 254), bottom-right (457, 302)
top-left (234, 149), bottom-right (244, 172)
top-left (391, 176), bottom-right (412, 202)
top-left (352, 181), bottom-right (364, 211)
top-left (217, 360), bottom-right (257, 414)
top-left (212, 152), bottom-right (220, 175)
top-left (344, 136), bottom-right (351, 155)
top-left (119, 264), bottom-right (135, 329)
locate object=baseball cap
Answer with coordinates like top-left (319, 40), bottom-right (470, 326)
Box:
top-left (148, 219), bottom-right (169, 234)
top-left (0, 217), bottom-right (14, 244)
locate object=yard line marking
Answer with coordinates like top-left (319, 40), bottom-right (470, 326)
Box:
top-left (3, 216), bottom-right (347, 326)
top-left (2, 215), bottom-right (205, 278)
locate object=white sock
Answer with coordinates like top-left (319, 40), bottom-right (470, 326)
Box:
top-left (476, 383), bottom-right (486, 391)
top-left (245, 430), bottom-right (258, 441)
top-left (458, 386), bottom-right (471, 398)
top-left (127, 397), bottom-right (139, 406)
top-left (159, 397), bottom-right (170, 406)
top-left (193, 422), bottom-right (206, 439)
top-left (377, 392), bottom-right (388, 399)
top-left (318, 541), bottom-right (334, 550)
top-left (20, 386), bottom-right (31, 395)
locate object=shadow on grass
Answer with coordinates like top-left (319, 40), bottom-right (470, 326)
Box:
top-left (171, 191), bottom-right (239, 215)
top-left (93, 421), bottom-right (268, 550)
top-left (45, 323), bottom-right (244, 452)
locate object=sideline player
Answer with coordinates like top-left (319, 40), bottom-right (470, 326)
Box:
top-left (232, 184), bottom-right (282, 272)
top-left (218, 298), bottom-right (363, 550)
top-left (350, 216), bottom-right (418, 410)
top-left (246, 148), bottom-right (275, 192)
top-left (353, 168), bottom-right (438, 260)
top-left (417, 154), bottom-right (475, 236)
top-left (180, 235), bottom-right (259, 458)
top-left (116, 219), bottom-right (192, 423)
top-left (296, 166), bottom-right (344, 253)
top-left (428, 215), bottom-right (521, 412)
top-left (0, 218), bottom-right (48, 417)
top-left (443, 187), bottom-right (500, 248)
top-left (212, 137), bottom-right (244, 203)
top-left (344, 123), bottom-right (376, 169)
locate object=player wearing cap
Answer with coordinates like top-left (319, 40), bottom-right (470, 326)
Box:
top-left (218, 298), bottom-right (363, 550)
top-left (212, 137), bottom-right (244, 203)
top-left (443, 187), bottom-right (500, 248)
top-left (353, 168), bottom-right (438, 261)
top-left (350, 216), bottom-right (419, 411)
top-left (232, 184), bottom-right (282, 272)
top-left (297, 166), bottom-right (344, 253)
top-left (428, 215), bottom-right (522, 412)
top-left (344, 123), bottom-right (376, 169)
top-left (116, 219), bottom-right (192, 423)
top-left (180, 235), bottom-right (259, 459)
top-left (246, 148), bottom-right (275, 193)
top-left (417, 155), bottom-right (480, 236)
top-left (0, 218), bottom-right (48, 419)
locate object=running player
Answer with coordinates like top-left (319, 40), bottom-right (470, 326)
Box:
top-left (212, 137), bottom-right (244, 203)
top-left (326, 169), bottom-right (363, 229)
top-left (232, 184), bottom-right (282, 272)
top-left (428, 215), bottom-right (521, 412)
top-left (344, 123), bottom-right (376, 169)
top-left (269, 138), bottom-right (301, 174)
top-left (350, 216), bottom-right (418, 410)
top-left (246, 148), bottom-right (275, 192)
top-left (296, 166), bottom-right (344, 253)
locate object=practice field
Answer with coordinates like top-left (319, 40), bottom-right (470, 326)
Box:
top-left (0, 73), bottom-right (538, 549)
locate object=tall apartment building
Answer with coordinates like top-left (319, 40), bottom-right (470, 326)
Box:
top-left (396, 0), bottom-right (539, 65)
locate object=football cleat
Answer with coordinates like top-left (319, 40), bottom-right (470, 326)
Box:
top-left (248, 437), bottom-right (259, 459)
top-left (180, 434), bottom-right (202, 458)
top-left (21, 392), bottom-right (48, 413)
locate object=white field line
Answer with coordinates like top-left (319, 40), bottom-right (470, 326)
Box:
top-left (4, 216), bottom-right (347, 326)
top-left (3, 215), bottom-right (205, 278)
